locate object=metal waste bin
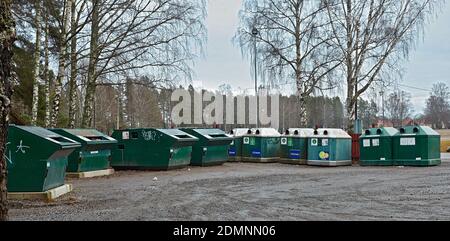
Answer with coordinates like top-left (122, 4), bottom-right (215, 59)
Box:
top-left (6, 125), bottom-right (80, 192)
top-left (393, 126), bottom-right (441, 166)
top-left (279, 128), bottom-right (314, 165)
top-left (241, 128), bottom-right (281, 163)
top-left (228, 128), bottom-right (248, 162)
top-left (307, 128), bottom-right (352, 166)
top-left (359, 127), bottom-right (398, 166)
top-left (51, 128), bottom-right (117, 173)
top-left (180, 128), bottom-right (233, 166)
top-left (110, 128), bottom-right (198, 170)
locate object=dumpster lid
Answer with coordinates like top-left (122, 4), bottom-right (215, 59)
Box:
top-left (397, 126), bottom-right (440, 136)
top-left (311, 128), bottom-right (351, 139)
top-left (246, 128), bottom-right (281, 137)
top-left (156, 128), bottom-right (199, 140)
top-left (51, 128), bottom-right (117, 145)
top-left (284, 128), bottom-right (315, 137)
top-left (181, 128), bottom-right (233, 140)
top-left (229, 128), bottom-right (249, 137)
top-left (12, 125), bottom-right (81, 147)
top-left (362, 127), bottom-right (398, 137)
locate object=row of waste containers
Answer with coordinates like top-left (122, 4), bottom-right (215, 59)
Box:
top-left (5, 125), bottom-right (234, 193)
top-left (5, 125), bottom-right (441, 194)
top-left (229, 128), bottom-right (353, 166)
top-left (229, 126), bottom-right (441, 167)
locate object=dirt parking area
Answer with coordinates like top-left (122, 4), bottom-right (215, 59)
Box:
top-left (8, 156), bottom-right (450, 221)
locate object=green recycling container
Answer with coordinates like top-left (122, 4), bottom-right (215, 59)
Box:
top-left (392, 126), bottom-right (441, 166)
top-left (180, 128), bottom-right (233, 166)
top-left (228, 128), bottom-right (249, 162)
top-left (110, 128), bottom-right (198, 170)
top-left (279, 128), bottom-right (315, 165)
top-left (242, 128), bottom-right (281, 163)
top-left (359, 127), bottom-right (398, 166)
top-left (50, 128), bottom-right (118, 173)
top-left (6, 125), bottom-right (81, 192)
top-left (307, 128), bottom-right (352, 166)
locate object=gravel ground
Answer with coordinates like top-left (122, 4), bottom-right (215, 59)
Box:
top-left (8, 155), bottom-right (450, 221)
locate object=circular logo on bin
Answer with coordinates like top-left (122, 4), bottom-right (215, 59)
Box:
top-left (281, 138), bottom-right (287, 145)
top-left (319, 151), bottom-right (330, 160)
top-left (311, 138), bottom-right (318, 146)
top-left (243, 137), bottom-right (250, 144)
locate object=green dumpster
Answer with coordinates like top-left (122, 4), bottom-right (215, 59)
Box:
top-left (307, 128), bottom-right (351, 166)
top-left (180, 128), bottom-right (233, 166)
top-left (228, 128), bottom-right (248, 162)
top-left (50, 128), bottom-right (117, 173)
top-left (6, 125), bottom-right (81, 192)
top-left (242, 128), bottom-right (281, 163)
top-left (359, 127), bottom-right (398, 166)
top-left (279, 128), bottom-right (315, 165)
top-left (110, 128), bottom-right (198, 170)
top-left (392, 126), bottom-right (441, 166)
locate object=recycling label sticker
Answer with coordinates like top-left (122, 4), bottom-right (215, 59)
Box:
top-left (311, 138), bottom-right (318, 146)
top-left (228, 148), bottom-right (236, 156)
top-left (322, 139), bottom-right (329, 146)
top-left (122, 131), bottom-right (130, 140)
top-left (281, 138), bottom-right (288, 145)
top-left (243, 137), bottom-right (250, 144)
top-left (363, 139), bottom-right (370, 147)
top-left (372, 139), bottom-right (380, 147)
top-left (400, 137), bottom-right (416, 146)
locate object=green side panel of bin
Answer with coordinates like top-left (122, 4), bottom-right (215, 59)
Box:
top-left (393, 126), bottom-right (441, 166)
top-left (241, 128), bottom-right (281, 163)
top-left (228, 137), bottom-right (243, 161)
top-left (6, 125), bottom-right (80, 192)
top-left (50, 128), bottom-right (117, 172)
top-left (180, 128), bottom-right (233, 166)
top-left (306, 129), bottom-right (352, 166)
top-left (359, 127), bottom-right (398, 166)
top-left (228, 128), bottom-right (248, 162)
top-left (279, 137), bottom-right (308, 163)
top-left (110, 128), bottom-right (198, 170)
top-left (279, 128), bottom-right (314, 164)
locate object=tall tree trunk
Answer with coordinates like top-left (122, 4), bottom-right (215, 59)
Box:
top-left (294, 2), bottom-right (307, 128)
top-left (31, 0), bottom-right (42, 125)
top-left (0, 0), bottom-right (16, 221)
top-left (43, 11), bottom-right (51, 127)
top-left (345, 0), bottom-right (355, 132)
top-left (68, 0), bottom-right (77, 128)
top-left (82, 0), bottom-right (99, 128)
top-left (50, 0), bottom-right (71, 128)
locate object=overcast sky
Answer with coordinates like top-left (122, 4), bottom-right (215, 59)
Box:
top-left (193, 0), bottom-right (450, 114)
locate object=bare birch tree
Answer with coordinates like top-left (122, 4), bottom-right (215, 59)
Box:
top-left (50, 0), bottom-right (71, 127)
top-left (43, 8), bottom-right (51, 127)
top-left (67, 0), bottom-right (84, 128)
top-left (80, 0), bottom-right (206, 127)
top-left (0, 0), bottom-right (16, 221)
top-left (324, 0), bottom-right (440, 131)
top-left (31, 0), bottom-right (42, 125)
top-left (235, 0), bottom-right (341, 127)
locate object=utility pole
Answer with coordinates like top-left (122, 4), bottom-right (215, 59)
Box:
top-left (116, 94), bottom-right (120, 130)
top-left (355, 81), bottom-right (358, 121)
top-left (380, 89), bottom-right (385, 127)
top-left (252, 27), bottom-right (259, 128)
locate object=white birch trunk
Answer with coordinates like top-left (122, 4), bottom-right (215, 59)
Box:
top-left (43, 11), bottom-right (51, 127)
top-left (50, 0), bottom-right (71, 128)
top-left (31, 0), bottom-right (41, 125)
top-left (68, 0), bottom-right (77, 128)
